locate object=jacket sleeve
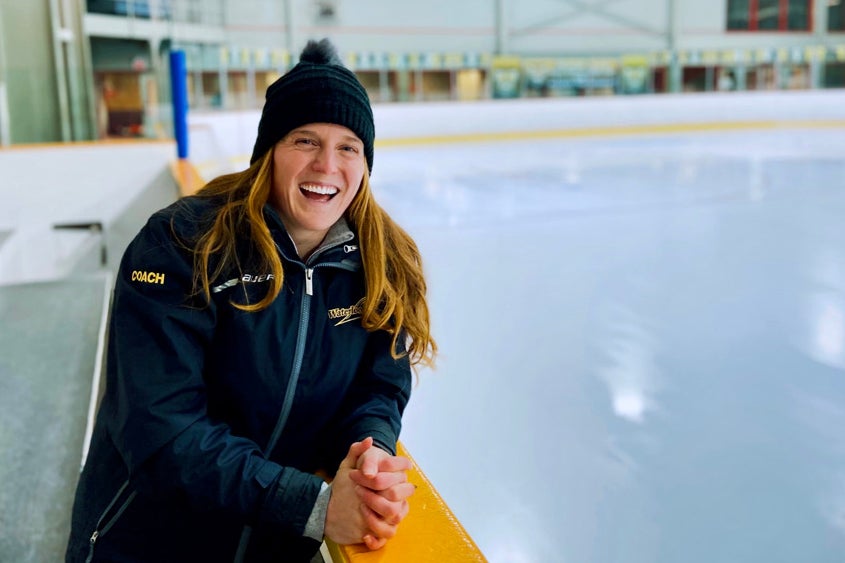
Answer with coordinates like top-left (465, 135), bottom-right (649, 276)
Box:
top-left (324, 329), bottom-right (412, 468)
top-left (106, 210), bottom-right (322, 533)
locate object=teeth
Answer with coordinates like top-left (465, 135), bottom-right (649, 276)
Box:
top-left (301, 184), bottom-right (338, 195)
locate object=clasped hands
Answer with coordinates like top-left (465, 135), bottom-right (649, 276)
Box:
top-left (324, 437), bottom-right (414, 550)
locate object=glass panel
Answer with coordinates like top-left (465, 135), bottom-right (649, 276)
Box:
top-left (85, 0), bottom-right (152, 18)
top-left (829, 1), bottom-right (845, 31)
top-left (157, 0), bottom-right (172, 19)
top-left (86, 0), bottom-right (121, 16)
top-left (757, 0), bottom-right (780, 29)
top-left (824, 63), bottom-right (845, 87)
top-left (727, 0), bottom-right (751, 29)
top-left (788, 0), bottom-right (810, 30)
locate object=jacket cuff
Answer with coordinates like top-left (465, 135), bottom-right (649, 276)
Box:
top-left (303, 482), bottom-right (331, 541)
top-left (371, 437), bottom-right (396, 456)
top-left (359, 427), bottom-right (397, 456)
top-left (259, 467), bottom-right (325, 535)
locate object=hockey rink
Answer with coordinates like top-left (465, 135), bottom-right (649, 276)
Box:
top-left (385, 127), bottom-right (845, 562)
top-left (2, 98), bottom-right (845, 562)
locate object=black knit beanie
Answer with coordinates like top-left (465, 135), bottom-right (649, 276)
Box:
top-left (250, 39), bottom-right (375, 171)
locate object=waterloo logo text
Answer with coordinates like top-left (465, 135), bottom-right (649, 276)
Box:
top-left (328, 298), bottom-right (365, 326)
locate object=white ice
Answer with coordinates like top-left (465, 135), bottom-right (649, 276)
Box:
top-left (381, 128), bottom-right (845, 563)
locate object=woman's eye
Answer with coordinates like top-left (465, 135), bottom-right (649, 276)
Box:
top-left (341, 145), bottom-right (359, 153)
top-left (295, 138), bottom-right (317, 146)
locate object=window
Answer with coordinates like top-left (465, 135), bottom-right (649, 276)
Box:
top-left (787, 0), bottom-right (810, 29)
top-left (727, 0), bottom-right (751, 28)
top-left (830, 0), bottom-right (845, 31)
top-left (825, 62), bottom-right (845, 85)
top-left (726, 0), bottom-right (812, 31)
top-left (758, 0), bottom-right (780, 29)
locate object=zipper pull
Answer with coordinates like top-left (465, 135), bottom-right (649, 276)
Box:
top-left (87, 530), bottom-right (100, 563)
top-left (305, 268), bottom-right (313, 296)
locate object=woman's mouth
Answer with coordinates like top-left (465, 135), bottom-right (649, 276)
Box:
top-left (300, 183), bottom-right (338, 202)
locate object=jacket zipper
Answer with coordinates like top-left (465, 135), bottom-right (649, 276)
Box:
top-left (303, 262), bottom-right (358, 295)
top-left (305, 268), bottom-right (314, 295)
top-left (233, 265), bottom-right (315, 563)
top-left (232, 247), bottom-right (356, 562)
top-left (86, 480), bottom-right (137, 563)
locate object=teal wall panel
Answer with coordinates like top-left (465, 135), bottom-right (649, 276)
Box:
top-left (0, 0), bottom-right (61, 143)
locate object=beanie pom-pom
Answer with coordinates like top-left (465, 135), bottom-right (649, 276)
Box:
top-left (300, 39), bottom-right (343, 66)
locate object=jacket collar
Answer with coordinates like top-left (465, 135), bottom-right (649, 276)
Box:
top-left (317, 217), bottom-right (355, 251)
top-left (262, 204), bottom-right (357, 264)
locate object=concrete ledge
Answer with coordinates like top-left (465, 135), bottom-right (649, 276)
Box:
top-left (0, 142), bottom-right (178, 284)
top-left (0, 277), bottom-right (109, 562)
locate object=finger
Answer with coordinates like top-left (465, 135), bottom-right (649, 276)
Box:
top-left (351, 436), bottom-right (374, 456)
top-left (363, 534), bottom-right (387, 551)
top-left (379, 482), bottom-right (416, 503)
top-left (360, 503), bottom-right (398, 539)
top-left (341, 437), bottom-right (373, 468)
top-left (356, 481), bottom-right (415, 503)
top-left (355, 486), bottom-right (409, 525)
top-left (355, 486), bottom-right (400, 524)
top-left (348, 469), bottom-right (407, 491)
top-left (359, 451), bottom-right (380, 479)
top-left (376, 455), bottom-right (412, 473)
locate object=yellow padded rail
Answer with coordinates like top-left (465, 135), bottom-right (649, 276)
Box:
top-left (325, 442), bottom-right (487, 563)
top-left (170, 158), bottom-right (206, 196)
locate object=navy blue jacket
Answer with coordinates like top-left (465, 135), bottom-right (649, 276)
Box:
top-left (66, 196), bottom-right (412, 562)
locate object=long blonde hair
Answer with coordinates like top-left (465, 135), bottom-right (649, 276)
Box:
top-left (186, 150), bottom-right (436, 368)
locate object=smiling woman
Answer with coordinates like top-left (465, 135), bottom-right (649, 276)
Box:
top-left (270, 124), bottom-right (367, 257)
top-left (65, 39), bottom-right (436, 563)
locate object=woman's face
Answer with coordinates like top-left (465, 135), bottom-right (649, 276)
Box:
top-left (270, 122), bottom-right (366, 250)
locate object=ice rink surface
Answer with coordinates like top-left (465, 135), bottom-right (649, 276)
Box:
top-left (378, 128), bottom-right (845, 562)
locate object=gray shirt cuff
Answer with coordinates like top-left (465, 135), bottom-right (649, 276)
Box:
top-left (303, 482), bottom-right (331, 541)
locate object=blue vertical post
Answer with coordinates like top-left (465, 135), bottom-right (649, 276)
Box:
top-left (169, 49), bottom-right (189, 159)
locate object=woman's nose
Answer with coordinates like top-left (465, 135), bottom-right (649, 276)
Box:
top-left (311, 147), bottom-right (338, 173)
